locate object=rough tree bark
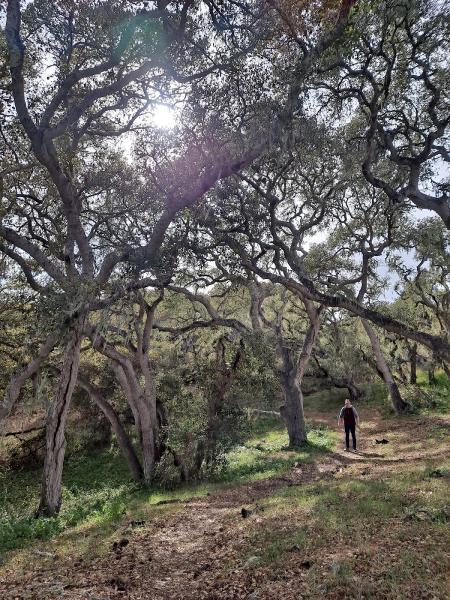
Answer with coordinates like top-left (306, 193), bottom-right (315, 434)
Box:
top-left (37, 318), bottom-right (85, 516)
top-left (278, 301), bottom-right (322, 447)
top-left (279, 369), bottom-right (308, 447)
top-left (362, 320), bottom-right (408, 414)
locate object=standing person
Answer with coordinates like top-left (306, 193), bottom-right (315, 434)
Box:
top-left (338, 398), bottom-right (360, 452)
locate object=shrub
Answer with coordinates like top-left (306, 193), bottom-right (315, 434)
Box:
top-left (155, 452), bottom-right (182, 490)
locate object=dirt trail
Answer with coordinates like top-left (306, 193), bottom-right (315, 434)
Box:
top-left (2, 409), bottom-right (449, 600)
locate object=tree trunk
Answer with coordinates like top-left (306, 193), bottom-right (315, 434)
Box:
top-left (94, 337), bottom-right (158, 486)
top-left (397, 363), bottom-right (408, 384)
top-left (428, 365), bottom-right (436, 385)
top-left (139, 354), bottom-right (160, 467)
top-left (362, 320), bottom-right (408, 414)
top-left (346, 378), bottom-right (362, 402)
top-left (111, 362), bottom-right (141, 433)
top-left (77, 375), bottom-right (143, 482)
top-left (37, 319), bottom-right (84, 516)
top-left (277, 300), bottom-right (321, 447)
top-left (409, 343), bottom-right (417, 384)
top-left (135, 396), bottom-right (157, 484)
top-left (201, 338), bottom-right (244, 468)
top-left (280, 374), bottom-right (307, 446)
top-left (114, 361), bottom-right (156, 484)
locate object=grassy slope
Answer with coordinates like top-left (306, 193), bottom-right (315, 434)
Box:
top-left (0, 413), bottom-right (334, 556)
top-left (1, 384), bottom-right (449, 599)
top-left (241, 454), bottom-right (450, 599)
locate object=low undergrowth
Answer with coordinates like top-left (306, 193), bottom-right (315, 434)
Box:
top-left (0, 419), bottom-right (335, 556)
top-left (1, 406), bottom-right (449, 600)
top-left (239, 433), bottom-right (450, 599)
top-left (0, 450), bottom-right (136, 554)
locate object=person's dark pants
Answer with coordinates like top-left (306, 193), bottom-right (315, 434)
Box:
top-left (345, 424), bottom-right (357, 450)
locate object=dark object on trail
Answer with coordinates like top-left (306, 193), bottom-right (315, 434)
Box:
top-left (109, 577), bottom-right (128, 592)
top-left (300, 560), bottom-right (312, 569)
top-left (112, 538), bottom-right (129, 552)
top-left (375, 439), bottom-right (389, 444)
top-left (241, 507), bottom-right (253, 518)
top-left (130, 520), bottom-right (146, 527)
top-left (193, 563), bottom-right (212, 578)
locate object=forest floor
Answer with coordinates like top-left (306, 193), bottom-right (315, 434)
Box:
top-left (1, 403), bottom-right (449, 600)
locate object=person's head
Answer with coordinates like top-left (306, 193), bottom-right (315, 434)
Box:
top-left (344, 398), bottom-right (351, 407)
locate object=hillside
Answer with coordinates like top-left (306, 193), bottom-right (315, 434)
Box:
top-left (1, 398), bottom-right (449, 600)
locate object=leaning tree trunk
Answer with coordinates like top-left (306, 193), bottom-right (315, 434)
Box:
top-left (362, 320), bottom-right (408, 414)
top-left (112, 362), bottom-right (141, 432)
top-left (37, 319), bottom-right (84, 516)
top-left (77, 375), bottom-right (143, 482)
top-left (280, 373), bottom-right (307, 446)
top-left (113, 360), bottom-right (157, 484)
top-left (92, 331), bottom-right (159, 487)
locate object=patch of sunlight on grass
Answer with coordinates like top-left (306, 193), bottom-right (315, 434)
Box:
top-left (263, 484), bottom-right (319, 516)
top-left (145, 484), bottom-right (213, 505)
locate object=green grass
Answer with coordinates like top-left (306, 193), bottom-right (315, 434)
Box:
top-left (0, 418), bottom-right (335, 556)
top-left (215, 420), bottom-right (336, 483)
top-left (414, 369), bottom-right (450, 413)
top-left (1, 408), bottom-right (449, 599)
top-left (244, 463), bottom-right (450, 584)
top-left (0, 450), bottom-right (137, 554)
top-left (241, 459), bottom-right (450, 598)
